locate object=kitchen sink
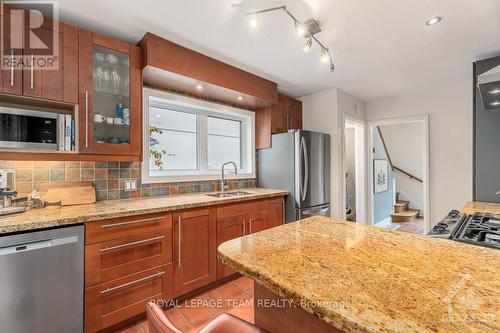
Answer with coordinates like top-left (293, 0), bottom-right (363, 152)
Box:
top-left (206, 191), bottom-right (252, 198)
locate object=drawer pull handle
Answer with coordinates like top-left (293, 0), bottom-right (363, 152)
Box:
top-left (100, 271), bottom-right (165, 295)
top-left (101, 216), bottom-right (162, 229)
top-left (100, 235), bottom-right (164, 253)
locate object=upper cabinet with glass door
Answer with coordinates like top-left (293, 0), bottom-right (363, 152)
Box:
top-left (78, 30), bottom-right (141, 157)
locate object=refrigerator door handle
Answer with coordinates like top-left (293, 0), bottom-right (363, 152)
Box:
top-left (301, 205), bottom-right (330, 216)
top-left (300, 136), bottom-right (309, 201)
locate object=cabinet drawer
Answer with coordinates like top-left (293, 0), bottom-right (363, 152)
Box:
top-left (85, 230), bottom-right (173, 287)
top-left (217, 199), bottom-right (266, 218)
top-left (86, 213), bottom-right (172, 244)
top-left (85, 264), bottom-right (173, 333)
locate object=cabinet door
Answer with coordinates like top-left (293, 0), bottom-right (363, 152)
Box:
top-left (173, 208), bottom-right (217, 297)
top-left (247, 209), bottom-right (268, 234)
top-left (289, 99), bottom-right (302, 130)
top-left (23, 20), bottom-right (64, 100)
top-left (271, 94), bottom-right (287, 134)
top-left (268, 197), bottom-right (285, 228)
top-left (1, 4), bottom-right (23, 95)
top-left (78, 31), bottom-right (141, 156)
top-left (216, 214), bottom-right (246, 278)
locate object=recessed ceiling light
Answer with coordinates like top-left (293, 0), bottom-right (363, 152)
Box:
top-left (488, 88), bottom-right (500, 95)
top-left (425, 16), bottom-right (442, 26)
top-left (237, 96), bottom-right (243, 101)
top-left (196, 84), bottom-right (203, 91)
top-left (248, 14), bottom-right (259, 28)
top-left (490, 101), bottom-right (500, 107)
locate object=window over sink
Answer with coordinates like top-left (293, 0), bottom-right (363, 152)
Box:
top-left (142, 88), bottom-right (255, 183)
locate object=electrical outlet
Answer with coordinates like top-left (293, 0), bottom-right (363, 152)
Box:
top-left (124, 180), bottom-right (138, 192)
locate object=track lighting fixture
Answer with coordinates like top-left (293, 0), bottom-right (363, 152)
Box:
top-left (245, 5), bottom-right (335, 72)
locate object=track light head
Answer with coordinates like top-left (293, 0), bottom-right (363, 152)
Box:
top-left (296, 23), bottom-right (306, 37)
top-left (248, 14), bottom-right (259, 28)
top-left (303, 37), bottom-right (312, 52)
top-left (321, 48), bottom-right (329, 62)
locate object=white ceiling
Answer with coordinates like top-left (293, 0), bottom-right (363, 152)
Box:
top-left (57, 0), bottom-right (500, 101)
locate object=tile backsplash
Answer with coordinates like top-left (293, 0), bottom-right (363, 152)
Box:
top-left (0, 160), bottom-right (257, 201)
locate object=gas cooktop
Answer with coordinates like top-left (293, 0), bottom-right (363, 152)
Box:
top-left (453, 212), bottom-right (500, 249)
top-left (428, 211), bottom-right (500, 249)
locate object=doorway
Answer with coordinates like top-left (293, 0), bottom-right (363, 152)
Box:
top-left (367, 115), bottom-right (430, 235)
top-left (342, 114), bottom-right (367, 223)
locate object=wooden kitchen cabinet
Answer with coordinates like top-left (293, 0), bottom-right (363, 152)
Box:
top-left (256, 93), bottom-right (303, 149)
top-left (85, 229), bottom-right (172, 287)
top-left (173, 207), bottom-right (217, 297)
top-left (85, 264), bottom-right (172, 333)
top-left (78, 29), bottom-right (141, 157)
top-left (0, 7), bottom-right (78, 102)
top-left (216, 197), bottom-right (285, 279)
top-left (84, 212), bottom-right (173, 332)
top-left (268, 197), bottom-right (285, 228)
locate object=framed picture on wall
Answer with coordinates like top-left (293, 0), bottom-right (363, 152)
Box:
top-left (374, 159), bottom-right (388, 193)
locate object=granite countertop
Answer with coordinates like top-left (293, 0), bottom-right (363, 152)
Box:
top-left (218, 216), bottom-right (500, 333)
top-left (462, 201), bottom-right (500, 215)
top-left (0, 188), bottom-right (287, 234)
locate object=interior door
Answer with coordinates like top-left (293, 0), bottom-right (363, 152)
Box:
top-left (295, 130), bottom-right (330, 208)
top-left (173, 208), bottom-right (217, 297)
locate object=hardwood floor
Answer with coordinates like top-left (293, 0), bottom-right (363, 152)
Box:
top-left (393, 216), bottom-right (425, 234)
top-left (116, 276), bottom-right (254, 333)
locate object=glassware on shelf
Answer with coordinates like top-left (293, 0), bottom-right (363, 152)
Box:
top-left (94, 52), bottom-right (105, 63)
top-left (106, 53), bottom-right (119, 65)
top-left (111, 69), bottom-right (121, 94)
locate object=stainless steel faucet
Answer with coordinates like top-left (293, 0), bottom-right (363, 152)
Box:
top-left (221, 161), bottom-right (238, 193)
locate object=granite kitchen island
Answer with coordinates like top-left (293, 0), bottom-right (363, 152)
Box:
top-left (218, 216), bottom-right (499, 333)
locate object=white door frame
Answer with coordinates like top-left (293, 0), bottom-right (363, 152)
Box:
top-left (367, 114), bottom-right (430, 234)
top-left (341, 113), bottom-right (368, 224)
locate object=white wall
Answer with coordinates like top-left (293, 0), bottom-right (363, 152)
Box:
top-left (366, 81), bottom-right (473, 225)
top-left (380, 123), bottom-right (424, 213)
top-left (300, 88), bottom-right (366, 219)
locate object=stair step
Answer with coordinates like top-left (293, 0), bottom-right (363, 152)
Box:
top-left (394, 200), bottom-right (409, 213)
top-left (391, 209), bottom-right (419, 222)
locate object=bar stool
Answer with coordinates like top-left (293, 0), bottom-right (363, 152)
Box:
top-left (146, 302), bottom-right (266, 333)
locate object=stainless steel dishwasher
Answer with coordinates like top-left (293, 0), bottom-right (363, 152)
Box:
top-left (0, 225), bottom-right (84, 333)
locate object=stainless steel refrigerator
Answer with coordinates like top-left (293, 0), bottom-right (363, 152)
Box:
top-left (258, 130), bottom-right (330, 223)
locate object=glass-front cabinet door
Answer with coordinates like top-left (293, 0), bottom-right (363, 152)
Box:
top-left (79, 30), bottom-right (141, 156)
top-left (92, 45), bottom-right (131, 146)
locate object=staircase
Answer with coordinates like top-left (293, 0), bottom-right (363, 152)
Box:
top-left (391, 193), bottom-right (419, 222)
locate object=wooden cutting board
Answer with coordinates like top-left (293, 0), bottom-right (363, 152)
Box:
top-left (41, 182), bottom-right (96, 206)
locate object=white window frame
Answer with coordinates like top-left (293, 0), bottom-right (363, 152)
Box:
top-left (142, 88), bottom-right (256, 183)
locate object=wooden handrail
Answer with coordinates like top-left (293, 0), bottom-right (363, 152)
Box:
top-left (376, 126), bottom-right (423, 183)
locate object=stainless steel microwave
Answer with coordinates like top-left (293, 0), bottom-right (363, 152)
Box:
top-left (0, 107), bottom-right (58, 150)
